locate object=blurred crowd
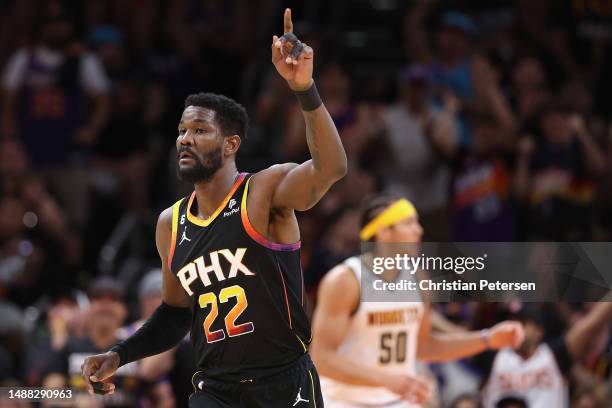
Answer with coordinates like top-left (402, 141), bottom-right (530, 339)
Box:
top-left (0, 0), bottom-right (611, 406)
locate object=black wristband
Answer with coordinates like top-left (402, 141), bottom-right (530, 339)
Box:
top-left (294, 82), bottom-right (322, 111)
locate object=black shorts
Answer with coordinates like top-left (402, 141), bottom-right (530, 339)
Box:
top-left (188, 354), bottom-right (323, 407)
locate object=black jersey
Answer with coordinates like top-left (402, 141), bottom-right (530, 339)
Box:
top-left (168, 172), bottom-right (310, 381)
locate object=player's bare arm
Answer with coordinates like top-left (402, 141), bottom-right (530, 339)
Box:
top-left (311, 265), bottom-right (432, 404)
top-left (251, 9), bottom-right (347, 228)
top-left (417, 303), bottom-right (525, 362)
top-left (81, 208), bottom-right (191, 396)
top-left (564, 298), bottom-right (612, 361)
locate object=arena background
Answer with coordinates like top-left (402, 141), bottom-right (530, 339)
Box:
top-left (0, 0), bottom-right (611, 407)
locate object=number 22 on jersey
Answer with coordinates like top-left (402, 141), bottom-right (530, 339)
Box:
top-left (198, 285), bottom-right (255, 343)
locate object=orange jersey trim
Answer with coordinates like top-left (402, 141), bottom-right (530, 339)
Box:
top-left (240, 176), bottom-right (301, 251)
top-left (167, 198), bottom-right (183, 271)
top-left (186, 173), bottom-right (247, 227)
top-left (277, 261), bottom-right (292, 328)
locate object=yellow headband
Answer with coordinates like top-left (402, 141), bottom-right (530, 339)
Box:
top-left (359, 199), bottom-right (417, 241)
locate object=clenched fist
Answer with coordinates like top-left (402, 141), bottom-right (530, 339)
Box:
top-left (488, 321), bottom-right (525, 349)
top-left (81, 351), bottom-right (120, 395)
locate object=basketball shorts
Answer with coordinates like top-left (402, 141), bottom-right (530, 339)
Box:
top-left (188, 354), bottom-right (323, 407)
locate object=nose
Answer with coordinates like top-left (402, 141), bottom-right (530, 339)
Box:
top-left (178, 130), bottom-right (194, 146)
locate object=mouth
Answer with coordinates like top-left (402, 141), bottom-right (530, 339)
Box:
top-left (179, 151), bottom-right (195, 164)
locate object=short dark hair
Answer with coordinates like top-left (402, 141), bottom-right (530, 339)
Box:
top-left (360, 193), bottom-right (401, 230)
top-left (184, 93), bottom-right (249, 139)
top-left (496, 396), bottom-right (528, 408)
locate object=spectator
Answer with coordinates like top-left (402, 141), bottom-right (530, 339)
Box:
top-left (509, 55), bottom-right (551, 126)
top-left (514, 105), bottom-right (606, 240)
top-left (1, 7), bottom-right (110, 166)
top-left (482, 302), bottom-right (612, 408)
top-left (1, 6), bottom-right (110, 226)
top-left (378, 64), bottom-right (457, 240)
top-left (0, 139), bottom-right (80, 301)
top-left (516, 0), bottom-right (578, 79)
top-left (43, 277), bottom-right (164, 407)
top-left (406, 7), bottom-right (516, 145)
top-left (22, 291), bottom-right (85, 386)
top-left (445, 111), bottom-right (517, 241)
top-left (89, 25), bottom-right (161, 214)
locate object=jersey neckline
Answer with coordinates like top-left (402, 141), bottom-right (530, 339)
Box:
top-left (186, 172), bottom-right (247, 227)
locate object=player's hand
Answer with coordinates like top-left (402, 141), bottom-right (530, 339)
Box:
top-left (381, 373), bottom-right (433, 405)
top-left (81, 352), bottom-right (120, 395)
top-left (488, 321), bottom-right (525, 349)
top-left (271, 8), bottom-right (314, 91)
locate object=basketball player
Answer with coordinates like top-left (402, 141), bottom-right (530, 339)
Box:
top-left (310, 195), bottom-right (524, 407)
top-left (482, 301), bottom-right (612, 408)
top-left (81, 8), bottom-right (346, 407)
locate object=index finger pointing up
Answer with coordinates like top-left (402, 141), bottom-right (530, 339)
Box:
top-left (284, 8), bottom-right (293, 33)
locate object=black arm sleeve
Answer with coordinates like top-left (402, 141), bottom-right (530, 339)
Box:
top-left (110, 302), bottom-right (191, 367)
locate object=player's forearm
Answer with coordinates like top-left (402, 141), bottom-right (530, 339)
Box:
top-left (566, 300), bottom-right (612, 359)
top-left (109, 302), bottom-right (191, 366)
top-left (300, 94), bottom-right (348, 182)
top-left (418, 331), bottom-right (487, 362)
top-left (312, 347), bottom-right (387, 387)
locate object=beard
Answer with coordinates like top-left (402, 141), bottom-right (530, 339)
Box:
top-left (177, 145), bottom-right (223, 183)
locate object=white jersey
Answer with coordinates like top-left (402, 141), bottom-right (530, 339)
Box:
top-left (321, 256), bottom-right (424, 407)
top-left (483, 343), bottom-right (569, 408)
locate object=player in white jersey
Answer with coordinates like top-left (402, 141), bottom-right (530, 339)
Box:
top-left (483, 301), bottom-right (612, 408)
top-left (310, 195), bottom-right (525, 407)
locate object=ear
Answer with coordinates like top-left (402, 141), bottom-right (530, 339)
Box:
top-left (375, 226), bottom-right (391, 243)
top-left (224, 135), bottom-right (241, 156)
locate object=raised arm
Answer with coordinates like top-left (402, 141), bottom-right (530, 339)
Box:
top-left (564, 299), bottom-right (612, 361)
top-left (570, 114), bottom-right (606, 175)
top-left (81, 207), bottom-right (191, 395)
top-left (265, 9), bottom-right (347, 211)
